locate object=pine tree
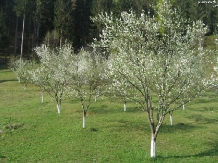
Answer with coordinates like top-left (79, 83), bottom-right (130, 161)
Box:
top-left (54, 0), bottom-right (75, 46)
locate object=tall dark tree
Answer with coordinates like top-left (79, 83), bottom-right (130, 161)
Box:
top-left (91, 0), bottom-right (113, 15)
top-left (175, 0), bottom-right (218, 35)
top-left (74, 0), bottom-right (93, 49)
top-left (54, 0), bottom-right (76, 46)
top-left (0, 0), bottom-right (17, 57)
top-left (35, 0), bottom-right (55, 43)
top-left (0, 10), bottom-right (8, 49)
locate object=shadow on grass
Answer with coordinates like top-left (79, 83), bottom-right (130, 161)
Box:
top-left (157, 140), bottom-right (218, 160)
top-left (155, 129), bottom-right (218, 160)
top-left (159, 122), bottom-right (201, 134)
top-left (192, 106), bottom-right (218, 112)
top-left (90, 104), bottom-right (116, 114)
top-left (187, 113), bottom-right (218, 124)
top-left (194, 98), bottom-right (216, 104)
top-left (90, 103), bottom-right (143, 115)
top-left (105, 118), bottom-right (150, 134)
top-left (0, 79), bottom-right (17, 83)
top-left (102, 119), bottom-right (201, 137)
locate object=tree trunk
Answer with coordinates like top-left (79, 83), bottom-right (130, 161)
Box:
top-left (28, 16), bottom-right (31, 56)
top-left (60, 29), bottom-right (62, 47)
top-left (170, 112), bottom-right (173, 126)
top-left (36, 23), bottom-right (39, 47)
top-left (20, 14), bottom-right (25, 60)
top-left (57, 103), bottom-right (61, 114)
top-left (83, 110), bottom-right (87, 128)
top-left (14, 16), bottom-right (18, 57)
top-left (124, 99), bottom-right (126, 112)
top-left (182, 100), bottom-right (185, 110)
top-left (4, 48), bottom-right (7, 64)
top-left (150, 134), bottom-right (156, 158)
top-left (24, 83), bottom-right (27, 90)
top-left (41, 90), bottom-right (44, 103)
top-left (47, 32), bottom-right (50, 47)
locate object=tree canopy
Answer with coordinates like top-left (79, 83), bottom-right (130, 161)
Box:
top-left (92, 0), bottom-right (215, 157)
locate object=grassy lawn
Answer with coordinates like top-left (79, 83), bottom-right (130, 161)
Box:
top-left (0, 68), bottom-right (218, 163)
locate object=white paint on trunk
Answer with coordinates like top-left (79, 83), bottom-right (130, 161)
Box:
top-left (124, 103), bottom-right (126, 112)
top-left (83, 112), bottom-right (86, 128)
top-left (57, 104), bottom-right (61, 114)
top-left (170, 114), bottom-right (173, 126)
top-left (95, 96), bottom-right (97, 102)
top-left (182, 101), bottom-right (185, 110)
top-left (150, 135), bottom-right (156, 158)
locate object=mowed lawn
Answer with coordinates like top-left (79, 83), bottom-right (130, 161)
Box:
top-left (0, 68), bottom-right (218, 163)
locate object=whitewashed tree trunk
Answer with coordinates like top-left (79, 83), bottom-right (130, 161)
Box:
top-left (124, 102), bottom-right (126, 112)
top-left (57, 103), bottom-right (61, 114)
top-left (60, 29), bottom-right (62, 47)
top-left (170, 113), bottom-right (173, 126)
top-left (182, 100), bottom-right (185, 110)
top-left (83, 110), bottom-right (86, 128)
top-left (150, 134), bottom-right (156, 158)
top-left (24, 84), bottom-right (27, 90)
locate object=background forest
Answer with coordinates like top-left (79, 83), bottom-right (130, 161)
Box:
top-left (0, 0), bottom-right (218, 63)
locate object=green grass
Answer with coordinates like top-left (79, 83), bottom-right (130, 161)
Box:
top-left (0, 68), bottom-right (218, 163)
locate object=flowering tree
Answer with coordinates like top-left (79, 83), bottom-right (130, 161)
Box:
top-left (30, 44), bottom-right (75, 113)
top-left (92, 0), bottom-right (214, 158)
top-left (69, 49), bottom-right (108, 128)
top-left (108, 77), bottom-right (136, 112)
top-left (11, 58), bottom-right (34, 90)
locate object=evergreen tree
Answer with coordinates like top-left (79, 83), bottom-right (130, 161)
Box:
top-left (74, 0), bottom-right (93, 49)
top-left (0, 10), bottom-right (8, 49)
top-left (54, 0), bottom-right (75, 46)
top-left (175, 0), bottom-right (218, 35)
top-left (35, 0), bottom-right (55, 41)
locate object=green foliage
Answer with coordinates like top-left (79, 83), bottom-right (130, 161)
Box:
top-left (43, 29), bottom-right (61, 48)
top-left (73, 0), bottom-right (93, 48)
top-left (0, 11), bottom-right (8, 49)
top-left (13, 0), bottom-right (29, 16)
top-left (204, 35), bottom-right (217, 50)
top-left (54, 0), bottom-right (75, 44)
top-left (175, 0), bottom-right (218, 35)
top-left (35, 0), bottom-right (55, 37)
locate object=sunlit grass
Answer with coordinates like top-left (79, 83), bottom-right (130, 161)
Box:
top-left (0, 69), bottom-right (218, 162)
